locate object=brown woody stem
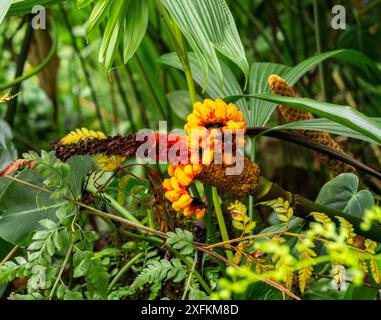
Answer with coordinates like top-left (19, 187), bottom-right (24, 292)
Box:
top-left (251, 176), bottom-right (381, 242)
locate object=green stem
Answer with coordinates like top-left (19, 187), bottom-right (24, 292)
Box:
top-left (154, 0), bottom-right (196, 104)
top-left (212, 187), bottom-right (233, 262)
top-left (0, 245), bottom-right (19, 267)
top-left (86, 183), bottom-right (141, 225)
top-left (181, 250), bottom-right (198, 300)
top-left (119, 229), bottom-right (212, 295)
top-left (358, 0), bottom-right (381, 16)
top-left (108, 252), bottom-right (144, 291)
top-left (49, 242), bottom-right (73, 300)
top-left (133, 54), bottom-right (167, 119)
top-left (248, 136), bottom-right (257, 233)
top-left (61, 5), bottom-right (106, 132)
top-left (313, 0), bottom-right (328, 101)
top-left (5, 15), bottom-right (33, 126)
top-left (0, 26), bottom-right (57, 91)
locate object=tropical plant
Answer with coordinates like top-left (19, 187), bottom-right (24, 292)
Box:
top-left (1, 0), bottom-right (381, 302)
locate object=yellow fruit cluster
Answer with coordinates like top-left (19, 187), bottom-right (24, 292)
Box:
top-left (162, 163), bottom-right (205, 220)
top-left (186, 98), bottom-right (247, 166)
top-left (185, 98), bottom-right (246, 134)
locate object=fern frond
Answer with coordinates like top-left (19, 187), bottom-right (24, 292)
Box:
top-left (310, 212), bottom-right (332, 226)
top-left (284, 272), bottom-right (294, 290)
top-left (335, 216), bottom-right (356, 244)
top-left (61, 128), bottom-right (106, 145)
top-left (370, 260), bottom-right (381, 284)
top-left (166, 228), bottom-right (194, 256)
top-left (233, 250), bottom-right (243, 265)
top-left (133, 258), bottom-right (187, 288)
top-left (245, 256), bottom-right (254, 268)
top-left (359, 260), bottom-right (369, 275)
top-left (298, 250), bottom-right (315, 294)
top-left (259, 197), bottom-right (293, 223)
top-left (364, 239), bottom-right (377, 254)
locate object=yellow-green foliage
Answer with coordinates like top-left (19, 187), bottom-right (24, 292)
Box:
top-left (336, 216), bottom-right (356, 245)
top-left (96, 155), bottom-right (126, 171)
top-left (228, 200), bottom-right (256, 235)
top-left (361, 206), bottom-right (381, 231)
top-left (259, 197), bottom-right (293, 224)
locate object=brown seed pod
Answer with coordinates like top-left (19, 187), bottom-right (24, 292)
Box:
top-left (268, 74), bottom-right (356, 176)
top-left (51, 134), bottom-right (142, 162)
top-left (198, 157), bottom-right (260, 196)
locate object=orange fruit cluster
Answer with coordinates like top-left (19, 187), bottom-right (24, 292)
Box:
top-left (162, 98), bottom-right (247, 220)
top-left (162, 163), bottom-right (205, 220)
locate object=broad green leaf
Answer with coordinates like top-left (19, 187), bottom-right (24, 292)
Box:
top-left (248, 62), bottom-right (291, 127)
top-left (0, 284), bottom-right (7, 299)
top-left (0, 170), bottom-right (66, 245)
top-left (159, 52), bottom-right (249, 120)
top-left (0, 237), bottom-right (13, 260)
top-left (123, 0), bottom-right (148, 63)
top-left (344, 284), bottom-right (378, 300)
top-left (0, 0), bottom-right (11, 24)
top-left (235, 94), bottom-right (381, 145)
top-left (241, 282), bottom-right (282, 300)
top-left (0, 119), bottom-right (17, 172)
top-left (0, 156), bottom-right (93, 245)
top-left (166, 90), bottom-right (201, 120)
top-left (67, 155), bottom-right (94, 196)
top-left (266, 118), bottom-right (381, 145)
top-left (256, 218), bottom-right (303, 243)
top-left (161, 0), bottom-right (248, 87)
top-left (316, 173), bottom-right (374, 218)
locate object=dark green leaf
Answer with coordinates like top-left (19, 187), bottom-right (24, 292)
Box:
top-left (316, 173), bottom-right (374, 218)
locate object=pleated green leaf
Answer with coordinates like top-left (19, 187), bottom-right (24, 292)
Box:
top-left (161, 0), bottom-right (248, 87)
top-left (248, 62), bottom-right (291, 127)
top-left (238, 94), bottom-right (381, 145)
top-left (0, 0), bottom-right (11, 24)
top-left (87, 0), bottom-right (148, 70)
